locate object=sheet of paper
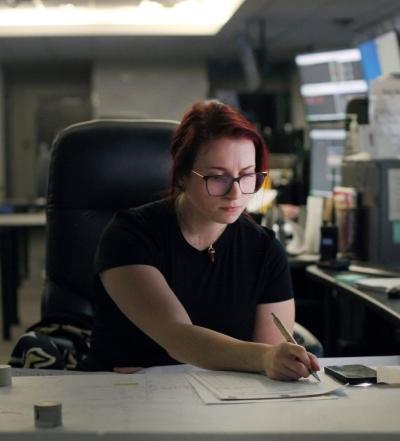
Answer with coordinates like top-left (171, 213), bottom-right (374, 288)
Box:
top-left (377, 366), bottom-right (400, 384)
top-left (303, 195), bottom-right (324, 253)
top-left (189, 370), bottom-right (342, 400)
top-left (370, 76), bottom-right (400, 158)
top-left (355, 277), bottom-right (400, 292)
top-left (186, 375), bottom-right (341, 404)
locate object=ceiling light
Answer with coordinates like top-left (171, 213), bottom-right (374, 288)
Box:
top-left (0, 0), bottom-right (245, 36)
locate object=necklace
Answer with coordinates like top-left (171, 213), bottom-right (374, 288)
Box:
top-left (207, 244), bottom-right (216, 263)
top-left (175, 197), bottom-right (222, 264)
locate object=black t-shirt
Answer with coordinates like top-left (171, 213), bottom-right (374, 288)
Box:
top-left (85, 198), bottom-right (293, 370)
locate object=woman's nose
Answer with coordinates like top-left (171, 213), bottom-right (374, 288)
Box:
top-left (225, 180), bottom-right (241, 198)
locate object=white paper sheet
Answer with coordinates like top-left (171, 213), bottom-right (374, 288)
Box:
top-left (186, 374), bottom-right (341, 404)
top-left (369, 76), bottom-right (400, 159)
top-left (303, 195), bottom-right (324, 253)
top-left (377, 366), bottom-right (400, 384)
top-left (189, 370), bottom-right (342, 401)
top-left (355, 277), bottom-right (400, 292)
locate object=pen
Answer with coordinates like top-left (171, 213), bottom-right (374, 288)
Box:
top-left (271, 312), bottom-right (321, 382)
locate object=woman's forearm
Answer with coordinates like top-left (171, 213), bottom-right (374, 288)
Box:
top-left (165, 322), bottom-right (270, 373)
top-left (163, 322), bottom-right (319, 381)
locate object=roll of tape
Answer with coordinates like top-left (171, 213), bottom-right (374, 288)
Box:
top-left (0, 364), bottom-right (12, 387)
top-left (34, 401), bottom-right (62, 428)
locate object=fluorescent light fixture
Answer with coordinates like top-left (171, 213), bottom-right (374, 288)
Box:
top-left (301, 80), bottom-right (368, 97)
top-left (0, 0), bottom-right (245, 37)
top-left (309, 129), bottom-right (346, 140)
top-left (308, 113), bottom-right (346, 122)
top-left (295, 48), bottom-right (361, 66)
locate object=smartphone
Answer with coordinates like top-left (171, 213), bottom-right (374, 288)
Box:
top-left (324, 364), bottom-right (377, 385)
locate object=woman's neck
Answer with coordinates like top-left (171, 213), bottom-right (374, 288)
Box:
top-left (175, 194), bottom-right (227, 251)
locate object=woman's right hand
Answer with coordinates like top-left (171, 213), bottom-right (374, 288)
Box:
top-left (262, 342), bottom-right (320, 381)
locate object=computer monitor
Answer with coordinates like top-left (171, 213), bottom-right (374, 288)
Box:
top-left (309, 128), bottom-right (346, 197)
top-left (295, 49), bottom-right (368, 122)
top-left (359, 30), bottom-right (400, 84)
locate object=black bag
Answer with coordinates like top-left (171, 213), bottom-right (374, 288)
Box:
top-left (9, 315), bottom-right (91, 370)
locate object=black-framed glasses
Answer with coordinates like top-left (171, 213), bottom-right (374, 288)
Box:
top-left (191, 170), bottom-right (268, 197)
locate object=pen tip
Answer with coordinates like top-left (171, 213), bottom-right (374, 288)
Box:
top-left (313, 371), bottom-right (321, 382)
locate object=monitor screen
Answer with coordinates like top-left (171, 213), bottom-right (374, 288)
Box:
top-left (359, 30), bottom-right (400, 84)
top-left (309, 128), bottom-right (346, 197)
top-left (295, 49), bottom-right (367, 122)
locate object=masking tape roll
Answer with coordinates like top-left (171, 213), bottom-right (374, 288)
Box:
top-left (34, 401), bottom-right (62, 428)
top-left (0, 364), bottom-right (12, 387)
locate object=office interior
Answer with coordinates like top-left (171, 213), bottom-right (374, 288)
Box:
top-left (1, 0), bottom-right (400, 366)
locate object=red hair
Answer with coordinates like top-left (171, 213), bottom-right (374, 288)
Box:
top-left (169, 100), bottom-right (268, 198)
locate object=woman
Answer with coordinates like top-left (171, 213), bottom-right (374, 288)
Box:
top-left (83, 100), bottom-right (320, 380)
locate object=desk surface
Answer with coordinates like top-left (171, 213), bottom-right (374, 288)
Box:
top-left (307, 265), bottom-right (400, 325)
top-left (1, 356), bottom-right (400, 440)
top-left (0, 212), bottom-right (46, 227)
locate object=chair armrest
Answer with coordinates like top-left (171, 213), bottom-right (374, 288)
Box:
top-left (293, 322), bottom-right (324, 357)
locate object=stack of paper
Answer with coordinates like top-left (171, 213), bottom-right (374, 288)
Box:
top-left (354, 277), bottom-right (400, 293)
top-left (186, 371), bottom-right (342, 404)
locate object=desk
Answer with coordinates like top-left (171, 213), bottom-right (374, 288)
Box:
top-left (306, 265), bottom-right (400, 356)
top-left (1, 356), bottom-right (400, 440)
top-left (0, 212), bottom-right (46, 340)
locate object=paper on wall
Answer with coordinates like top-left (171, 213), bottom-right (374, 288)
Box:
top-left (369, 75), bottom-right (400, 159)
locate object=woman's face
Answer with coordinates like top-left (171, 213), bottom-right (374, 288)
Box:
top-left (181, 136), bottom-right (256, 225)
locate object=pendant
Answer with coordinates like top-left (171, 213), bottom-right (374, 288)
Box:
top-left (208, 244), bottom-right (215, 263)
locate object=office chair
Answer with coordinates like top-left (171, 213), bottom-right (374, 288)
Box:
top-left (10, 118), bottom-right (322, 369)
top-left (42, 119), bottom-right (176, 321)
top-left (9, 119), bottom-right (176, 369)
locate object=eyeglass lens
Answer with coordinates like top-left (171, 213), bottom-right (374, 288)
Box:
top-left (206, 173), bottom-right (264, 196)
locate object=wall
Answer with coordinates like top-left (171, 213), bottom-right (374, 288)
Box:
top-left (4, 64), bottom-right (91, 200)
top-left (92, 61), bottom-right (208, 121)
top-left (0, 68), bottom-right (6, 200)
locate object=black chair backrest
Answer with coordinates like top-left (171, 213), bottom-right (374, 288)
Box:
top-left (41, 119), bottom-right (178, 324)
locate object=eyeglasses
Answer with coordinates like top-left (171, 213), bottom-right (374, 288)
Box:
top-left (191, 170), bottom-right (268, 197)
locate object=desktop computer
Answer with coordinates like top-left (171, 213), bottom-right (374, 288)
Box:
top-left (309, 128), bottom-right (346, 197)
top-left (342, 159), bottom-right (400, 267)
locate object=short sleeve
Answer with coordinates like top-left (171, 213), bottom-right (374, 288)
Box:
top-left (94, 210), bottom-right (160, 275)
top-left (257, 237), bottom-right (294, 304)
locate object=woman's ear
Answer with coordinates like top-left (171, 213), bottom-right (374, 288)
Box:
top-left (178, 175), bottom-right (187, 191)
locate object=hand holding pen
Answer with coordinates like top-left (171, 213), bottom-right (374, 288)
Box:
top-left (271, 312), bottom-right (321, 381)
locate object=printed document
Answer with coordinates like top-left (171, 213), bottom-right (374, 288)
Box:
top-left (188, 370), bottom-right (341, 402)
